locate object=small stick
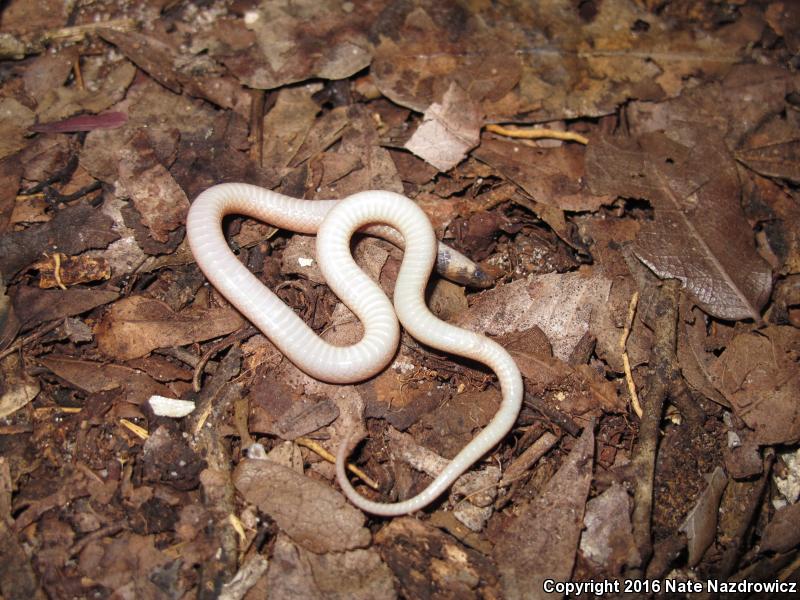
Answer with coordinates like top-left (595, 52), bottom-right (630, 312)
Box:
top-left (296, 436), bottom-right (380, 490)
top-left (620, 291), bottom-right (642, 417)
top-left (486, 124), bottom-right (589, 145)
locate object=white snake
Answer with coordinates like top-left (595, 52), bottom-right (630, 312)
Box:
top-left (186, 183), bottom-right (523, 516)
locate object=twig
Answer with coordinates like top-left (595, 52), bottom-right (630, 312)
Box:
top-left (486, 124), bottom-right (589, 145)
top-left (249, 89), bottom-right (266, 168)
top-left (0, 319), bottom-right (64, 361)
top-left (296, 436), bottom-right (380, 490)
top-left (52, 253), bottom-right (67, 290)
top-left (193, 326), bottom-right (256, 392)
top-left (523, 387), bottom-right (582, 438)
top-left (629, 280), bottom-right (680, 571)
top-left (620, 291), bottom-right (641, 417)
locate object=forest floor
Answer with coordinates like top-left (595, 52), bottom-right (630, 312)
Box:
top-left (0, 1), bottom-right (799, 599)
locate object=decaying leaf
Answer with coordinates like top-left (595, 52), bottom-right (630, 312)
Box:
top-left (372, 0), bottom-right (747, 123)
top-left (496, 425), bottom-right (594, 600)
top-left (12, 286), bottom-right (119, 332)
top-left (0, 204), bottom-right (119, 279)
top-left (78, 533), bottom-right (170, 596)
top-left (457, 268), bottom-right (612, 362)
top-left (94, 296), bottom-right (244, 361)
top-left (233, 458), bottom-right (371, 554)
top-left (580, 482), bottom-right (640, 573)
top-left (271, 396), bottom-right (339, 441)
top-left (678, 304), bottom-right (729, 407)
top-left (99, 29), bottom-right (183, 94)
top-left (39, 355), bottom-right (169, 404)
top-left (210, 0), bottom-right (378, 90)
top-left (628, 64), bottom-right (800, 149)
top-left (502, 327), bottom-right (625, 418)
top-left (266, 534), bottom-right (396, 600)
top-left (736, 140), bottom-right (800, 184)
top-left (710, 326), bottom-right (800, 445)
top-left (117, 131), bottom-right (190, 244)
top-left (679, 467), bottom-right (728, 566)
top-left (760, 500), bottom-right (800, 554)
top-left (404, 82), bottom-right (481, 172)
top-left (474, 137), bottom-right (610, 212)
top-left (0, 98), bottom-right (35, 160)
top-left (0, 354), bottom-right (40, 419)
top-left (32, 254), bottom-right (110, 289)
top-left (376, 518), bottom-right (500, 598)
top-left (0, 156), bottom-right (22, 234)
top-left (261, 84), bottom-right (324, 179)
top-left (34, 60), bottom-right (136, 124)
top-left (0, 274), bottom-right (19, 351)
top-left (586, 131), bottom-right (772, 320)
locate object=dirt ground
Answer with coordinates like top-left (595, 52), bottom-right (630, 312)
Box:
top-left (0, 1), bottom-right (799, 599)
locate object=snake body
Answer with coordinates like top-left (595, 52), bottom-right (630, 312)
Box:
top-left (186, 183), bottom-right (523, 516)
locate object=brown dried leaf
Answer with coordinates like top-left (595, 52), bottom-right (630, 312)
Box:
top-left (34, 60), bottom-right (136, 124)
top-left (628, 64), bottom-right (800, 149)
top-left (679, 466), bottom-right (728, 566)
top-left (0, 520), bottom-right (44, 600)
top-left (0, 275), bottom-right (18, 351)
top-left (372, 1), bottom-right (746, 123)
top-left (78, 533), bottom-right (170, 595)
top-left (0, 354), bottom-right (40, 419)
top-left (372, 13), bottom-right (516, 115)
top-left (94, 296), bottom-right (244, 361)
top-left (272, 397), bottom-right (340, 441)
top-left (117, 131), bottom-right (190, 243)
top-left (496, 425), bottom-right (594, 600)
top-left (266, 534), bottom-right (396, 600)
top-left (710, 326), bottom-right (800, 445)
top-left (291, 107), bottom-right (351, 169)
top-left (261, 84), bottom-right (323, 178)
top-left (18, 134), bottom-right (76, 182)
top-left (586, 131), bottom-right (772, 320)
top-left (760, 500), bottom-right (800, 554)
top-left (233, 459), bottom-right (370, 553)
top-left (0, 156), bottom-right (22, 234)
top-left (0, 0), bottom-right (67, 37)
top-left (678, 305), bottom-right (729, 407)
top-left (21, 46), bottom-right (76, 100)
top-left (736, 140), bottom-right (800, 184)
top-left (99, 29), bottom-right (182, 94)
top-left (580, 482), bottom-right (640, 574)
top-left (39, 355), bottom-right (168, 405)
top-left (81, 79), bottom-right (217, 186)
top-left (0, 97), bottom-right (35, 160)
top-left (32, 254), bottom-right (110, 289)
top-left (502, 328), bottom-right (624, 417)
top-left (376, 518), bottom-right (500, 599)
top-left (457, 268), bottom-right (612, 362)
top-left (309, 106), bottom-right (403, 197)
top-left (0, 204), bottom-right (119, 279)
top-left (404, 82), bottom-right (481, 172)
top-left (474, 138), bottom-right (610, 211)
top-left (12, 286), bottom-right (119, 332)
top-left (212, 1), bottom-right (378, 90)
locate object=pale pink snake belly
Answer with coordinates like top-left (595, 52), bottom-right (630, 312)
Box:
top-left (186, 183), bottom-right (523, 516)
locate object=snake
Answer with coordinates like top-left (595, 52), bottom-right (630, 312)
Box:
top-left (186, 183), bottom-right (523, 516)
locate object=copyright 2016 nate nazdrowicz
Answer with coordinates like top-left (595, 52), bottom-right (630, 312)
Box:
top-left (543, 578), bottom-right (797, 596)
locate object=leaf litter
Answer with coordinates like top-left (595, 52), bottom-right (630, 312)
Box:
top-left (0, 0), bottom-right (798, 597)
